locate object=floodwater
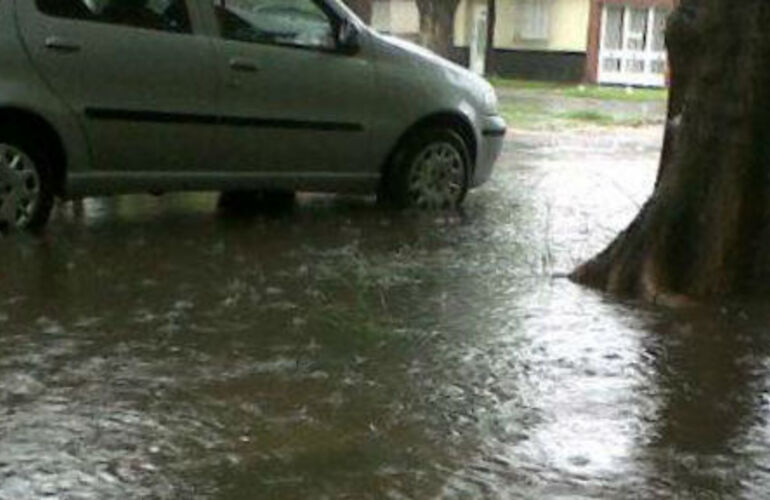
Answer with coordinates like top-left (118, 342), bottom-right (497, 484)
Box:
top-left (3, 127), bottom-right (770, 499)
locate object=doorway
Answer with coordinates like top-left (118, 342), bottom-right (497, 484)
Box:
top-left (598, 4), bottom-right (670, 87)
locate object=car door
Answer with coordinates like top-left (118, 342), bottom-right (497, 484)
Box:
top-left (206, 0), bottom-right (374, 177)
top-left (17, 0), bottom-right (220, 174)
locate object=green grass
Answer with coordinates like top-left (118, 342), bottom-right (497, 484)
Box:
top-left (557, 110), bottom-right (616, 125)
top-left (488, 77), bottom-right (564, 91)
top-left (498, 100), bottom-right (552, 129)
top-left (499, 101), bottom-right (659, 130)
top-left (561, 84), bottom-right (668, 102)
top-left (491, 78), bottom-right (668, 102)
top-left (491, 77), bottom-right (667, 130)
top-left (556, 109), bottom-right (656, 128)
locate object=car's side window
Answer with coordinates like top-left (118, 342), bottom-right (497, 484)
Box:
top-left (36, 0), bottom-right (192, 34)
top-left (213, 0), bottom-right (336, 50)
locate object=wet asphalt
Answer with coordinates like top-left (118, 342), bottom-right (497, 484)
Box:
top-left (3, 126), bottom-right (770, 499)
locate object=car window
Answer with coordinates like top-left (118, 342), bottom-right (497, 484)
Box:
top-left (213, 0), bottom-right (335, 50)
top-left (36, 0), bottom-right (192, 34)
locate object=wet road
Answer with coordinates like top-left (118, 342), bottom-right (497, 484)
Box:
top-left (3, 127), bottom-right (770, 499)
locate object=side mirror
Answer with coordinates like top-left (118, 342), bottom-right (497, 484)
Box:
top-left (337, 20), bottom-right (361, 54)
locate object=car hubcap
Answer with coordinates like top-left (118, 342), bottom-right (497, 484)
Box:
top-left (407, 142), bottom-right (465, 209)
top-left (0, 144), bottom-right (40, 229)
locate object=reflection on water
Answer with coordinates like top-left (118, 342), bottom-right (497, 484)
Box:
top-left (2, 128), bottom-right (770, 498)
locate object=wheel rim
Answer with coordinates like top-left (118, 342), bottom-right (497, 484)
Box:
top-left (407, 142), bottom-right (465, 209)
top-left (0, 144), bottom-right (41, 229)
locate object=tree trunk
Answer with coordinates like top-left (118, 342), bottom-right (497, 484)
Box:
top-left (570, 0), bottom-right (770, 303)
top-left (343, 0), bottom-right (373, 24)
top-left (415, 0), bottom-right (461, 59)
top-left (485, 0), bottom-right (497, 75)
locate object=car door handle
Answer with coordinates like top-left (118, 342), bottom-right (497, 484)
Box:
top-left (229, 58), bottom-right (259, 73)
top-left (44, 36), bottom-right (82, 53)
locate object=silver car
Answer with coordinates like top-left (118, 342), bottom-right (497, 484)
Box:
top-left (0, 0), bottom-right (506, 229)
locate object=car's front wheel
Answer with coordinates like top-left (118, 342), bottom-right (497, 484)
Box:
top-left (0, 129), bottom-right (54, 231)
top-left (382, 127), bottom-right (471, 210)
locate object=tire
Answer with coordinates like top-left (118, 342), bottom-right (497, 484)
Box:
top-left (381, 127), bottom-right (471, 210)
top-left (0, 127), bottom-right (55, 231)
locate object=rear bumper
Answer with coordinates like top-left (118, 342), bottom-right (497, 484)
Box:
top-left (472, 115), bottom-right (507, 187)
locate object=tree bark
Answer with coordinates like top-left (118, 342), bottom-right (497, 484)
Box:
top-left (343, 0), bottom-right (373, 24)
top-left (570, 0), bottom-right (770, 303)
top-left (485, 0), bottom-right (497, 75)
top-left (415, 0), bottom-right (461, 59)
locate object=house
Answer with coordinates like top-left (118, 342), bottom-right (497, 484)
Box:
top-left (370, 0), bottom-right (677, 87)
top-left (453, 0), bottom-right (592, 82)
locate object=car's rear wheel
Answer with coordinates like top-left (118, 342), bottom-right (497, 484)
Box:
top-left (381, 127), bottom-right (471, 210)
top-left (0, 131), bottom-right (54, 231)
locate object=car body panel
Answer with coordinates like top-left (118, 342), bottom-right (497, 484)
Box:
top-left (0, 0), bottom-right (504, 199)
top-left (475, 115), bottom-right (507, 187)
top-left (204, 1), bottom-right (376, 177)
top-left (0, 0), bottom-right (91, 181)
top-left (365, 33), bottom-right (505, 183)
top-left (16, 0), bottom-right (221, 179)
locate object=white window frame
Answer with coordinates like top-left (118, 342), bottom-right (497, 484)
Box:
top-left (598, 5), bottom-right (669, 87)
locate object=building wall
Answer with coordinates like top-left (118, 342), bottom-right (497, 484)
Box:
top-left (454, 0), bottom-right (590, 53)
top-left (371, 0), bottom-right (420, 37)
top-left (390, 0), bottom-right (420, 34)
top-left (453, 0), bottom-right (479, 48)
top-left (497, 0), bottom-right (590, 52)
top-left (371, 1), bottom-right (391, 30)
top-left (454, 0), bottom-right (590, 81)
top-left (373, 0), bottom-right (594, 82)
top-left (491, 50), bottom-right (587, 81)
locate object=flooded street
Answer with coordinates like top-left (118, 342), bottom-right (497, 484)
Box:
top-left (3, 127), bottom-right (770, 499)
